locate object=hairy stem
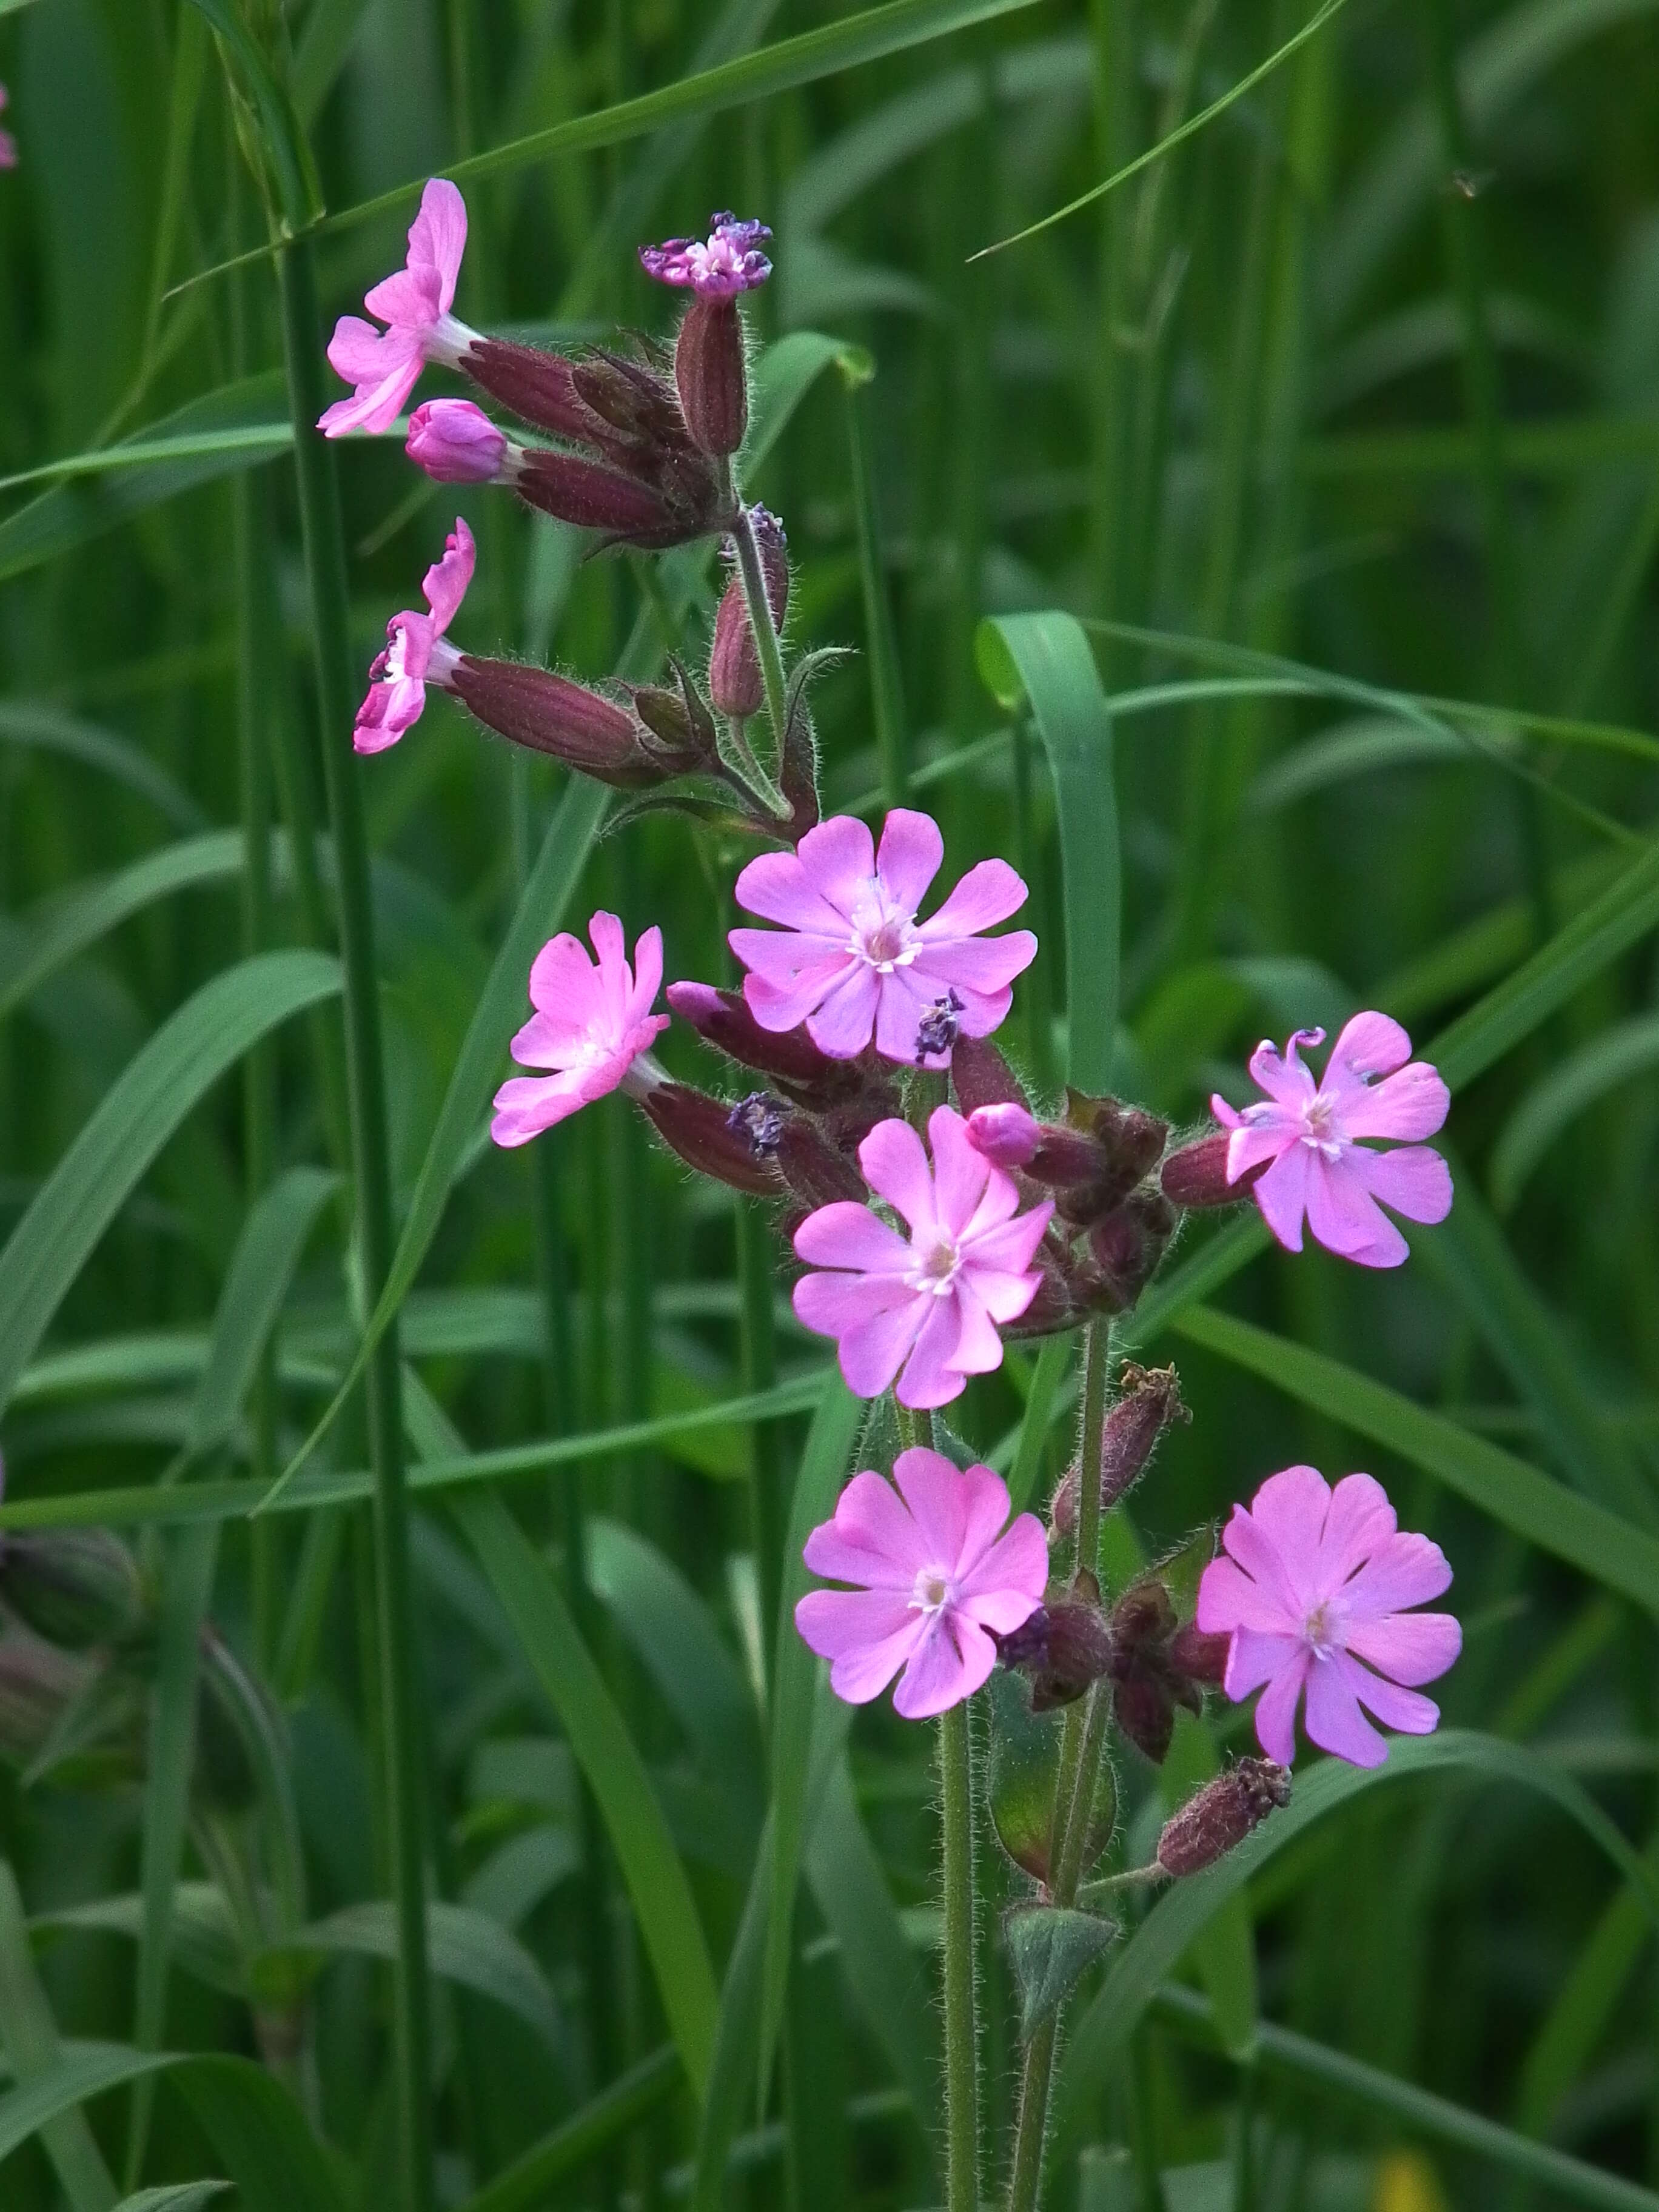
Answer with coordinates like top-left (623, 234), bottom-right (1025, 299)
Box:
top-left (730, 501), bottom-right (793, 807)
top-left (940, 1696), bottom-right (981, 2212)
top-left (276, 238), bottom-right (434, 2212)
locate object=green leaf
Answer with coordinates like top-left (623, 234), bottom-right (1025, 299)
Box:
top-left (1171, 1304), bottom-right (1659, 1618)
top-left (1492, 1010), bottom-right (1659, 1209)
top-left (178, 0), bottom-right (321, 232)
top-left (1053, 1731), bottom-right (1659, 2166)
top-left (113, 2187), bottom-right (232, 2212)
top-left (451, 1492), bottom-right (719, 2099)
top-left (458, 2048), bottom-right (682, 2212)
top-left (746, 332), bottom-right (863, 474)
top-left (0, 704), bottom-right (206, 832)
top-left (167, 2054), bottom-right (346, 2212)
top-left (0, 1862), bottom-right (118, 2211)
top-left (1004, 1905), bottom-right (1118, 2040)
top-left (1007, 1336), bottom-right (1072, 1514)
top-left (759, 1374), bottom-right (866, 2095)
top-left (1514, 1832), bottom-right (1659, 2137)
top-left (987, 1668), bottom-right (1115, 1888)
top-left (0, 948), bottom-right (341, 1419)
top-left (0, 2044), bottom-right (171, 2172)
top-left (187, 1167), bottom-right (340, 1455)
top-left (271, 1902), bottom-right (565, 2054)
top-left (976, 612), bottom-right (1121, 1091)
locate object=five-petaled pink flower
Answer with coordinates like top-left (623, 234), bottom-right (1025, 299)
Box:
top-left (796, 1447), bottom-right (1048, 1718)
top-left (491, 912), bottom-right (670, 1147)
top-left (320, 178), bottom-right (475, 436)
top-left (0, 87), bottom-right (16, 171)
top-left (1197, 1466), bottom-right (1460, 1769)
top-left (793, 1106), bottom-right (1053, 1409)
top-left (638, 213), bottom-right (773, 297)
top-left (354, 518), bottom-right (474, 755)
top-left (730, 810), bottom-right (1037, 1067)
top-left (1213, 1011), bottom-right (1452, 1268)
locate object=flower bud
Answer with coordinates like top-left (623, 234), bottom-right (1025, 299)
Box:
top-left (1051, 1364), bottom-right (1189, 1537)
top-left (775, 1118), bottom-right (868, 1209)
top-left (463, 338), bottom-right (602, 443)
top-left (1087, 1190), bottom-right (1176, 1309)
top-left (639, 1082), bottom-right (783, 1196)
top-left (710, 509), bottom-right (788, 718)
top-left (1070, 1097), bottom-right (1170, 1217)
top-left (950, 1034), bottom-right (1030, 1115)
top-left (0, 1529), bottom-right (144, 1650)
top-left (1169, 1622), bottom-right (1229, 1685)
top-left (665, 983), bottom-right (865, 1104)
top-left (995, 1594), bottom-right (1114, 1714)
top-left (1161, 1130), bottom-right (1264, 1209)
top-left (629, 663), bottom-right (720, 776)
top-left (515, 451), bottom-right (687, 548)
top-left (447, 658), bottom-right (659, 785)
top-left (406, 398), bottom-right (508, 483)
top-left (968, 1104), bottom-right (1102, 1187)
top-left (1155, 1758), bottom-right (1290, 1878)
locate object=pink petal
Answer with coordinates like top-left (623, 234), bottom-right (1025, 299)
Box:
top-left (1241, 1466), bottom-right (1330, 1604)
top-left (793, 1269), bottom-right (913, 1341)
top-left (489, 1070), bottom-right (587, 1145)
top-left (1338, 1062), bottom-right (1450, 1144)
top-left (410, 176), bottom-right (468, 313)
top-left (353, 678), bottom-right (425, 754)
top-left (857, 1118), bottom-right (939, 1235)
top-left (893, 1448), bottom-right (985, 1575)
top-left (320, 330), bottom-right (423, 436)
top-left (1247, 1030), bottom-right (1322, 1110)
top-left (1252, 1651), bottom-right (1310, 1765)
top-left (1225, 1111), bottom-right (1298, 1181)
top-left (912, 933), bottom-right (1039, 999)
top-left (803, 1470), bottom-right (930, 1588)
top-left (628, 927), bottom-right (665, 1025)
top-left (945, 1284), bottom-right (1005, 1378)
top-left (1305, 1152), bottom-right (1409, 1268)
top-left (949, 982), bottom-right (1019, 1040)
top-left (729, 925), bottom-right (846, 987)
top-left (526, 931), bottom-right (602, 1024)
top-left (326, 313), bottom-right (406, 385)
top-left (834, 1295), bottom-right (928, 1400)
top-left (1322, 1011), bottom-right (1412, 1087)
top-left (1224, 1626), bottom-right (1304, 1696)
top-left (917, 856), bottom-right (1030, 940)
top-left (794, 814), bottom-right (878, 917)
top-left (364, 264), bottom-right (444, 329)
top-left (797, 1590), bottom-right (923, 1703)
top-left (873, 967), bottom-right (943, 1064)
top-left (1199, 1559), bottom-right (1299, 1640)
top-left (1343, 1610), bottom-right (1461, 1688)
top-left (732, 850), bottom-right (854, 936)
top-left (1338, 1530), bottom-right (1453, 1620)
top-left (960, 1201), bottom-right (1051, 1281)
top-left (962, 1265), bottom-right (1044, 1327)
top-left (875, 808), bottom-right (944, 913)
top-left (794, 1203), bottom-right (912, 1275)
top-left (956, 1514), bottom-right (1048, 1620)
top-left (1339, 1651), bottom-right (1443, 1735)
top-left (744, 965), bottom-right (857, 1037)
top-left (894, 1614), bottom-right (994, 1718)
top-left (805, 964), bottom-right (881, 1057)
top-left (966, 1104), bottom-right (1043, 1170)
top-left (1353, 1144), bottom-right (1453, 1227)
top-left (1314, 1472), bottom-right (1396, 1592)
top-left (1304, 1653), bottom-right (1387, 1766)
top-left (1252, 1144), bottom-right (1312, 1252)
top-left (895, 1298), bottom-right (970, 1409)
top-left (421, 518), bottom-right (475, 635)
top-left (927, 1108), bottom-right (991, 1238)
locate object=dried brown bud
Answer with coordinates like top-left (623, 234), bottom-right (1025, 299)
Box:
top-left (1051, 1364), bottom-right (1190, 1537)
top-left (675, 295), bottom-right (749, 457)
top-left (1155, 1758), bottom-right (1290, 1878)
top-left (639, 1083), bottom-right (783, 1196)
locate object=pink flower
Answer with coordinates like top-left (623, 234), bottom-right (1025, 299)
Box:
top-left (354, 519), bottom-right (474, 756)
top-left (638, 213), bottom-right (773, 298)
top-left (1196, 1466), bottom-right (1460, 1769)
top-left (406, 399), bottom-right (508, 483)
top-left (1213, 1011), bottom-right (1452, 1269)
top-left (320, 178), bottom-right (475, 436)
top-left (796, 1447), bottom-right (1047, 1718)
top-left (0, 86), bottom-right (16, 170)
top-left (491, 913), bottom-right (670, 1147)
top-left (793, 1106), bottom-right (1053, 1409)
top-left (730, 811), bottom-right (1037, 1067)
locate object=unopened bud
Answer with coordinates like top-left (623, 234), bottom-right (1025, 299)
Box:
top-left (968, 1104), bottom-right (1102, 1187)
top-left (448, 658), bottom-right (657, 785)
top-left (463, 338), bottom-right (603, 443)
top-left (1052, 1364), bottom-right (1190, 1537)
top-left (1065, 1097), bottom-right (1169, 1219)
top-left (675, 295), bottom-right (749, 457)
top-left (0, 1529), bottom-right (144, 1650)
top-left (950, 1034), bottom-right (1030, 1114)
top-left (516, 451), bottom-right (686, 548)
top-left (640, 1082), bottom-right (783, 1196)
top-left (1155, 1758), bottom-right (1290, 1877)
top-left (406, 398), bottom-right (508, 483)
top-left (665, 983), bottom-right (863, 1103)
top-left (709, 509), bottom-right (788, 718)
top-left (630, 663), bottom-right (719, 774)
top-left (995, 1594), bottom-right (1114, 1713)
top-left (1087, 1190), bottom-right (1176, 1309)
top-left (1169, 1623), bottom-right (1229, 1684)
top-left (775, 1119), bottom-right (868, 1208)
top-left (1160, 1130), bottom-right (1265, 1209)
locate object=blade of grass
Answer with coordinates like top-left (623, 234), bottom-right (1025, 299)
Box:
top-left (458, 2048), bottom-right (682, 2212)
top-left (0, 1862), bottom-right (119, 2211)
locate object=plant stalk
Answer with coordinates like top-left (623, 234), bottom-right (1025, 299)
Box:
top-left (731, 501), bottom-right (793, 808)
top-left (940, 1695), bottom-right (981, 2212)
top-left (275, 237), bottom-right (434, 2212)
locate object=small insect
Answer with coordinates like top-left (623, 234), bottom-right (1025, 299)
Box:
top-left (1447, 167), bottom-right (1496, 199)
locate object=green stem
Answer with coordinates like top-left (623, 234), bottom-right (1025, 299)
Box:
top-left (730, 503), bottom-right (793, 809)
top-left (1072, 1318), bottom-right (1114, 1587)
top-left (275, 238), bottom-right (434, 2212)
top-left (939, 1697), bottom-right (980, 2212)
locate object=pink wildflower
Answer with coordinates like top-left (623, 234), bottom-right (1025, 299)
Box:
top-left (1196, 1466), bottom-right (1460, 1769)
top-left (730, 810), bottom-right (1037, 1067)
top-left (406, 399), bottom-right (508, 483)
top-left (793, 1106), bottom-right (1053, 1409)
top-left (320, 178), bottom-right (475, 437)
top-left (638, 213), bottom-right (773, 298)
top-left (0, 87), bottom-right (16, 170)
top-left (1212, 1011), bottom-right (1452, 1268)
top-left (354, 519), bottom-right (474, 755)
top-left (491, 913), bottom-right (671, 1148)
top-left (796, 1447), bottom-right (1047, 1718)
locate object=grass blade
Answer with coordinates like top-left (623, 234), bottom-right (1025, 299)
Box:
top-left (0, 1863), bottom-right (118, 2210)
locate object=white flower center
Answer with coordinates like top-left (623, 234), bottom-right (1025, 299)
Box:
top-left (384, 623), bottom-right (412, 682)
top-left (1303, 1600), bottom-right (1340, 1659)
top-left (911, 1566), bottom-right (954, 1614)
top-left (1299, 1091), bottom-right (1345, 1159)
top-left (848, 879), bottom-right (922, 974)
top-left (907, 1237), bottom-right (960, 1297)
